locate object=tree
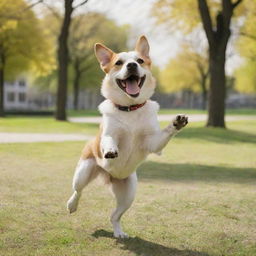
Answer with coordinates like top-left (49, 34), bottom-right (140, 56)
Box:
top-left (160, 45), bottom-right (209, 109)
top-left (0, 0), bottom-right (54, 116)
top-left (198, 0), bottom-right (243, 127)
top-left (153, 0), bottom-right (244, 127)
top-left (69, 12), bottom-right (128, 109)
top-left (235, 61), bottom-right (256, 93)
top-left (55, 0), bottom-right (89, 121)
top-left (235, 0), bottom-right (256, 93)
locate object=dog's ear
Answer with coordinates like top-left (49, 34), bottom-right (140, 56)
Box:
top-left (94, 43), bottom-right (115, 71)
top-left (135, 35), bottom-right (150, 58)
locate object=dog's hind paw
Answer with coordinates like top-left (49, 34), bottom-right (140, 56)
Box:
top-left (67, 192), bottom-right (79, 214)
top-left (114, 231), bottom-right (129, 239)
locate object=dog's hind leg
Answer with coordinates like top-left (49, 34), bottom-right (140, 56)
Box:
top-left (67, 158), bottom-right (97, 213)
top-left (110, 172), bottom-right (137, 238)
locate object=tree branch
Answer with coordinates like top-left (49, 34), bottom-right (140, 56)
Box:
top-left (232, 0), bottom-right (243, 9)
top-left (198, 0), bottom-right (215, 46)
top-left (23, 0), bottom-right (43, 12)
top-left (240, 31), bottom-right (256, 41)
top-left (73, 0), bottom-right (89, 9)
top-left (0, 0), bottom-right (43, 23)
top-left (42, 2), bottom-right (62, 20)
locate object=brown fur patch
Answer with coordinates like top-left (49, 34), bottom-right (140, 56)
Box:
top-left (104, 53), bottom-right (151, 73)
top-left (81, 125), bottom-right (102, 160)
top-left (136, 53), bottom-right (151, 68)
top-left (103, 53), bottom-right (119, 73)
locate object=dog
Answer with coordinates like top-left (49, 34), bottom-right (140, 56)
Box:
top-left (67, 35), bottom-right (188, 238)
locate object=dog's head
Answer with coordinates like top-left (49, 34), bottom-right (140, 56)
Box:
top-left (94, 36), bottom-right (156, 105)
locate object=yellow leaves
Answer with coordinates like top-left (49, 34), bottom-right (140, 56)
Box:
top-left (159, 45), bottom-right (208, 93)
top-left (0, 20), bottom-right (18, 33)
top-left (237, 0), bottom-right (256, 57)
top-left (153, 0), bottom-right (246, 34)
top-left (153, 0), bottom-right (200, 33)
top-left (0, 0), bottom-right (56, 78)
top-left (235, 0), bottom-right (256, 93)
top-left (235, 60), bottom-right (256, 93)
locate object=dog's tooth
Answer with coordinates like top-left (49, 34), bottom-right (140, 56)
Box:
top-left (121, 81), bottom-right (126, 88)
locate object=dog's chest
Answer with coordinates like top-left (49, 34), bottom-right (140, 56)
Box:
top-left (98, 100), bottom-right (159, 179)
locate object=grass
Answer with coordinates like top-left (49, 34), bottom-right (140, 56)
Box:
top-left (0, 108), bottom-right (255, 134)
top-left (159, 108), bottom-right (256, 115)
top-left (0, 120), bottom-right (256, 255)
top-left (0, 116), bottom-right (99, 134)
top-left (68, 109), bottom-right (101, 117)
top-left (67, 108), bottom-right (256, 117)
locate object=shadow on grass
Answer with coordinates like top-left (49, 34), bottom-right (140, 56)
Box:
top-left (92, 229), bottom-right (209, 256)
top-left (177, 126), bottom-right (256, 144)
top-left (137, 161), bottom-right (256, 184)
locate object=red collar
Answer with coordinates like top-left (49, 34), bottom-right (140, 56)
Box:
top-left (114, 101), bottom-right (147, 112)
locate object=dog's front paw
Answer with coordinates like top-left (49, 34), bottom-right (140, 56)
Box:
top-left (104, 150), bottom-right (118, 159)
top-left (173, 114), bottom-right (188, 130)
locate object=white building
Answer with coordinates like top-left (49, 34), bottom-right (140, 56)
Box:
top-left (4, 77), bottom-right (55, 111)
top-left (4, 78), bottom-right (28, 110)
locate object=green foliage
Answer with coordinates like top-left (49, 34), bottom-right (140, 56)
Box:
top-left (159, 45), bottom-right (208, 93)
top-left (36, 12), bottom-right (128, 93)
top-left (235, 60), bottom-right (256, 93)
top-left (69, 12), bottom-right (128, 90)
top-left (0, 0), bottom-right (55, 79)
top-left (235, 0), bottom-right (256, 93)
top-left (153, 0), bottom-right (244, 34)
top-left (237, 0), bottom-right (256, 58)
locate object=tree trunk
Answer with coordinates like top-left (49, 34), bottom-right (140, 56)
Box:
top-left (200, 76), bottom-right (208, 110)
top-left (73, 67), bottom-right (80, 110)
top-left (55, 0), bottom-right (73, 121)
top-left (201, 91), bottom-right (207, 110)
top-left (207, 50), bottom-right (226, 127)
top-left (198, 0), bottom-right (243, 128)
top-left (0, 55), bottom-right (5, 117)
top-left (0, 66), bottom-right (4, 117)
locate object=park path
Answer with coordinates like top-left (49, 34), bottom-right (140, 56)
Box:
top-left (0, 132), bottom-right (93, 144)
top-left (0, 114), bottom-right (255, 143)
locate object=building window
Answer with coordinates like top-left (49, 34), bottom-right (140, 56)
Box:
top-left (19, 79), bottom-right (26, 87)
top-left (7, 92), bottom-right (15, 102)
top-left (19, 93), bottom-right (26, 102)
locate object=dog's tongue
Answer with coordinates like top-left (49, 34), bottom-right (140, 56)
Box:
top-left (125, 79), bottom-right (140, 95)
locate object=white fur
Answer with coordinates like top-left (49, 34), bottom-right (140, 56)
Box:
top-left (111, 172), bottom-right (137, 238)
top-left (97, 99), bottom-right (178, 179)
top-left (67, 47), bottom-right (185, 238)
top-left (101, 51), bottom-right (156, 106)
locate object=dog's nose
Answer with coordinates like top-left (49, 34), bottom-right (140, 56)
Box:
top-left (127, 62), bottom-right (138, 71)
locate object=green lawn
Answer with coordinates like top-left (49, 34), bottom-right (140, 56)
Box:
top-left (0, 120), bottom-right (255, 256)
top-left (1, 107), bottom-right (255, 134)
top-left (67, 108), bottom-right (256, 117)
top-left (68, 109), bottom-right (101, 117)
top-left (159, 108), bottom-right (256, 115)
top-left (0, 116), bottom-right (99, 134)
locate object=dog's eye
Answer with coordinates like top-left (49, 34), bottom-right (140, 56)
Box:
top-left (115, 60), bottom-right (123, 66)
top-left (137, 58), bottom-right (144, 64)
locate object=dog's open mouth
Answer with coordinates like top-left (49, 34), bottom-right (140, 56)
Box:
top-left (116, 75), bottom-right (146, 98)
